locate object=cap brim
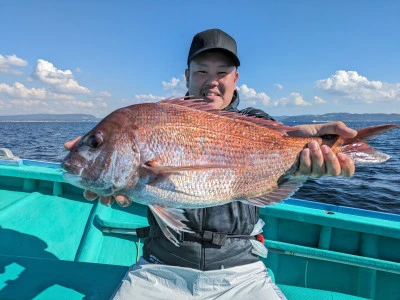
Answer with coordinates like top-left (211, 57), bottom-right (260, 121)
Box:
top-left (188, 47), bottom-right (240, 66)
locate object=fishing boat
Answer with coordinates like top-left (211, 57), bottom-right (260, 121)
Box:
top-left (1, 149), bottom-right (399, 300)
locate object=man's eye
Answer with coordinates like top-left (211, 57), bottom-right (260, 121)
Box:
top-left (196, 70), bottom-right (207, 74)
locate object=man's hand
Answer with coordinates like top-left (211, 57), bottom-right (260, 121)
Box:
top-left (64, 137), bottom-right (132, 207)
top-left (288, 121), bottom-right (357, 178)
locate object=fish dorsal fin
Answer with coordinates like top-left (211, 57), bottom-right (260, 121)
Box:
top-left (242, 176), bottom-right (307, 207)
top-left (159, 97), bottom-right (293, 133)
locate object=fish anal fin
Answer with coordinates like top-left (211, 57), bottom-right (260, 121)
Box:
top-left (149, 205), bottom-right (194, 247)
top-left (342, 143), bottom-right (391, 163)
top-left (341, 124), bottom-right (398, 164)
top-left (243, 176), bottom-right (306, 207)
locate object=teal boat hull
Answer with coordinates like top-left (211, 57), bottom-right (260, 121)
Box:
top-left (1, 159), bottom-right (399, 299)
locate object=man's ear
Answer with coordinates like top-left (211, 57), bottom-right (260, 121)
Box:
top-left (233, 69), bottom-right (239, 89)
top-left (185, 69), bottom-right (190, 88)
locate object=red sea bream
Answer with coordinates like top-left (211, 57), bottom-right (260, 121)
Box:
top-left (62, 98), bottom-right (398, 245)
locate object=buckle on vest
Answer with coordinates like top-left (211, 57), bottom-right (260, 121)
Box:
top-left (203, 231), bottom-right (227, 246)
top-left (178, 231), bottom-right (185, 243)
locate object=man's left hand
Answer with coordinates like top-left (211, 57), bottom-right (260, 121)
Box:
top-left (288, 121), bottom-right (357, 178)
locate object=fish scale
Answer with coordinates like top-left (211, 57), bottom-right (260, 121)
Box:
top-left (139, 127), bottom-right (296, 203)
top-left (62, 97), bottom-right (398, 245)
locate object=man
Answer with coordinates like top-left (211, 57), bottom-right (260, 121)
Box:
top-left (65, 29), bottom-right (356, 299)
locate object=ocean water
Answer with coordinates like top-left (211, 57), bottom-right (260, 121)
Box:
top-left (1, 121), bottom-right (399, 215)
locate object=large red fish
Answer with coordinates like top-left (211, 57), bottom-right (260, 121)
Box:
top-left (62, 98), bottom-right (398, 245)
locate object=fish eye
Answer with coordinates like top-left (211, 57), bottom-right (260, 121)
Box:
top-left (84, 131), bottom-right (103, 149)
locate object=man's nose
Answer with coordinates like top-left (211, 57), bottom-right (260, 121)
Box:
top-left (205, 74), bottom-right (219, 86)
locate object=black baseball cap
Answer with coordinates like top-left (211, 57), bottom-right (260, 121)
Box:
top-left (187, 29), bottom-right (240, 67)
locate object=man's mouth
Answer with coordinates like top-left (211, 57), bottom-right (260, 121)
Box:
top-left (202, 91), bottom-right (221, 98)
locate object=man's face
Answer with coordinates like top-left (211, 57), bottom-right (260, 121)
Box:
top-left (185, 51), bottom-right (239, 110)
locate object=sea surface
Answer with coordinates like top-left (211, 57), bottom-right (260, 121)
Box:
top-left (1, 121), bottom-right (399, 215)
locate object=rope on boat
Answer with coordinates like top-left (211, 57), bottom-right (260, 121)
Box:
top-left (0, 148), bottom-right (19, 160)
top-left (0, 148), bottom-right (23, 166)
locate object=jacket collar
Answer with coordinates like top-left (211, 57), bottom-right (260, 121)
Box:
top-left (223, 90), bottom-right (240, 112)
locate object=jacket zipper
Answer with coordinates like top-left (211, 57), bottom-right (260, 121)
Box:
top-left (200, 208), bottom-right (206, 271)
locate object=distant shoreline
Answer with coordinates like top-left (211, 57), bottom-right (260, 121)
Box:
top-left (275, 113), bottom-right (400, 123)
top-left (0, 113), bottom-right (100, 122)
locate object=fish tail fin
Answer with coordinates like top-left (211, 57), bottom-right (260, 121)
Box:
top-left (341, 124), bottom-right (398, 164)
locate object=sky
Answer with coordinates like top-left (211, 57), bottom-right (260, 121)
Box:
top-left (0, 0), bottom-right (399, 118)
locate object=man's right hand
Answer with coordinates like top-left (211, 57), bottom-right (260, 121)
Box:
top-left (64, 137), bottom-right (132, 207)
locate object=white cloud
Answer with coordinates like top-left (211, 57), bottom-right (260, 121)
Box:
top-left (162, 75), bottom-right (187, 96)
top-left (0, 60), bottom-right (109, 116)
top-left (31, 59), bottom-right (90, 94)
top-left (313, 96), bottom-right (327, 104)
top-left (291, 93), bottom-right (311, 106)
top-left (273, 92), bottom-right (311, 107)
top-left (132, 94), bottom-right (165, 103)
top-left (2, 54), bottom-right (28, 67)
top-left (75, 67), bottom-right (82, 73)
top-left (48, 92), bottom-right (75, 100)
top-left (0, 82), bottom-right (46, 99)
top-left (0, 54), bottom-right (28, 75)
top-left (315, 70), bottom-right (400, 103)
top-left (0, 81), bottom-right (106, 115)
top-left (0, 82), bottom-right (74, 101)
top-left (0, 68), bottom-right (24, 76)
top-left (93, 91), bottom-right (112, 102)
top-left (274, 83), bottom-right (284, 90)
top-left (237, 84), bottom-right (270, 106)
top-left (9, 99), bottom-right (46, 106)
top-left (126, 75), bottom-right (187, 105)
top-left (98, 91), bottom-right (111, 97)
top-left (1, 98), bottom-right (100, 115)
top-left (68, 100), bottom-right (95, 108)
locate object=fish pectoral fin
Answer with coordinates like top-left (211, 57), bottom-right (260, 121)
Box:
top-left (142, 163), bottom-right (238, 191)
top-left (242, 176), bottom-right (307, 207)
top-left (148, 205), bottom-right (194, 247)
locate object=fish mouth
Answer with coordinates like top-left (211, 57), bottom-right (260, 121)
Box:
top-left (61, 160), bottom-right (83, 176)
top-left (62, 169), bottom-right (115, 196)
top-left (61, 159), bottom-right (120, 196)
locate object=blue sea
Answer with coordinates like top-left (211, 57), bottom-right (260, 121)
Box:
top-left (1, 121), bottom-right (399, 215)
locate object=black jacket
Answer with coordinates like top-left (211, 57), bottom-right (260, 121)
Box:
top-left (143, 91), bottom-right (274, 271)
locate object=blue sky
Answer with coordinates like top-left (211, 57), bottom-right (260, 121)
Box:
top-left (0, 1), bottom-right (399, 118)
